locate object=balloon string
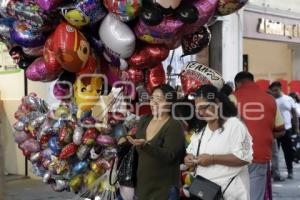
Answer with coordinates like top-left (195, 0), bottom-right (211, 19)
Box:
top-left (167, 50), bottom-right (175, 84)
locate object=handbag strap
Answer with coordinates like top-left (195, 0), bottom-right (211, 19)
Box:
top-left (222, 175), bottom-right (236, 195)
top-left (196, 127), bottom-right (206, 156)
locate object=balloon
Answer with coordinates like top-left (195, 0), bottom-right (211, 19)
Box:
top-left (90, 146), bottom-right (103, 160)
top-left (59, 143), bottom-right (78, 159)
top-left (82, 128), bottom-right (97, 145)
top-left (59, 125), bottom-right (73, 144)
top-left (48, 137), bottom-right (61, 155)
top-left (72, 161), bottom-right (88, 175)
top-left (100, 58), bottom-right (120, 86)
top-left (53, 71), bottom-right (76, 100)
top-left (73, 126), bottom-right (84, 145)
top-left (36, 0), bottom-right (62, 11)
top-left (14, 131), bottom-right (30, 144)
top-left (43, 171), bottom-right (52, 183)
top-left (127, 43), bottom-right (170, 69)
top-left (51, 180), bottom-right (68, 192)
top-left (69, 175), bottom-right (83, 192)
top-left (26, 57), bottom-right (62, 82)
top-left (176, 3), bottom-right (199, 24)
top-left (99, 14), bottom-right (136, 59)
top-left (183, 0), bottom-right (218, 35)
top-left (181, 26), bottom-right (211, 56)
top-left (90, 161), bottom-right (104, 174)
top-left (96, 135), bottom-right (116, 146)
top-left (19, 138), bottom-right (41, 153)
top-left (217, 0), bottom-right (248, 16)
top-left (111, 124), bottom-right (127, 139)
top-left (6, 0), bottom-right (55, 29)
top-left (0, 17), bottom-right (14, 39)
top-left (74, 76), bottom-right (103, 118)
top-left (61, 0), bottom-right (106, 28)
top-left (134, 16), bottom-right (184, 49)
top-left (180, 61), bottom-right (224, 95)
top-left (146, 64), bottom-right (166, 93)
top-left (78, 56), bottom-right (97, 75)
top-left (30, 152), bottom-right (41, 163)
top-left (55, 105), bottom-right (70, 119)
top-left (76, 145), bottom-right (90, 160)
top-left (23, 46), bottom-right (44, 57)
top-left (121, 68), bottom-right (144, 85)
top-left (103, 0), bottom-right (142, 22)
top-left (52, 22), bottom-right (90, 72)
top-left (140, 3), bottom-right (163, 26)
top-left (10, 21), bottom-right (46, 48)
top-left (95, 158), bottom-right (112, 170)
top-left (84, 171), bottom-right (100, 189)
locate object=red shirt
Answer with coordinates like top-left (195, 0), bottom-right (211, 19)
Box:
top-left (233, 82), bottom-right (284, 163)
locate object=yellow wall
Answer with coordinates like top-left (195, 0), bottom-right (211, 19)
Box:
top-left (243, 39), bottom-right (293, 81)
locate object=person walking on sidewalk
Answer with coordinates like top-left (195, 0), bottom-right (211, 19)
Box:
top-left (269, 81), bottom-right (300, 179)
top-left (232, 72), bottom-right (285, 200)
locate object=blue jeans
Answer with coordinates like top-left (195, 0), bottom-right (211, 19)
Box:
top-left (248, 163), bottom-right (268, 200)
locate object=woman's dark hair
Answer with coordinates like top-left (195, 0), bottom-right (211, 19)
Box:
top-left (152, 84), bottom-right (177, 103)
top-left (289, 92), bottom-right (300, 103)
top-left (194, 84), bottom-right (238, 131)
top-left (220, 84), bottom-right (233, 96)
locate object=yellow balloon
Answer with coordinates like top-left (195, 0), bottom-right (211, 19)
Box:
top-left (90, 162), bottom-right (104, 175)
top-left (61, 8), bottom-right (90, 28)
top-left (84, 171), bottom-right (100, 190)
top-left (74, 76), bottom-right (103, 118)
top-left (54, 106), bottom-right (70, 119)
top-left (69, 175), bottom-right (83, 192)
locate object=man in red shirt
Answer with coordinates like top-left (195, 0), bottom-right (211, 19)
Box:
top-left (232, 72), bottom-right (284, 200)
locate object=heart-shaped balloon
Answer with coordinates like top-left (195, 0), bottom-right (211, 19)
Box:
top-left (26, 57), bottom-right (62, 82)
top-left (121, 68), bottom-right (144, 85)
top-left (103, 0), bottom-right (142, 22)
top-left (99, 14), bottom-right (136, 59)
top-left (217, 0), bottom-right (248, 16)
top-left (180, 61), bottom-right (224, 95)
top-left (181, 26), bottom-right (211, 56)
top-left (182, 0), bottom-right (218, 35)
top-left (145, 64), bottom-right (166, 93)
top-left (127, 43), bottom-right (170, 69)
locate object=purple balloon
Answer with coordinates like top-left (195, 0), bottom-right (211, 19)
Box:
top-left (15, 131), bottom-right (30, 144)
top-left (26, 57), bottom-right (61, 82)
top-left (183, 0), bottom-right (218, 35)
top-left (134, 16), bottom-right (184, 48)
top-left (19, 138), bottom-right (41, 153)
top-left (53, 81), bottom-right (72, 100)
top-left (10, 21), bottom-right (46, 48)
top-left (36, 0), bottom-right (62, 11)
top-left (96, 135), bottom-right (116, 146)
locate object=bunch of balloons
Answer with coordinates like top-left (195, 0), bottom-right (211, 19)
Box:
top-left (13, 92), bottom-right (141, 198)
top-left (4, 0), bottom-right (248, 199)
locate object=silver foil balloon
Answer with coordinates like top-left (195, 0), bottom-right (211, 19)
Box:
top-left (99, 13), bottom-right (136, 59)
top-left (43, 171), bottom-right (51, 183)
top-left (51, 180), bottom-right (68, 192)
top-left (13, 121), bottom-right (25, 131)
top-left (73, 127), bottom-right (84, 145)
top-left (76, 145), bottom-right (91, 160)
top-left (30, 152), bottom-right (41, 163)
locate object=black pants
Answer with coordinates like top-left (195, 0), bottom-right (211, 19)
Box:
top-left (278, 129), bottom-right (294, 172)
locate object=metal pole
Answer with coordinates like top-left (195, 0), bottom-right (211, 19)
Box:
top-left (24, 71), bottom-right (28, 177)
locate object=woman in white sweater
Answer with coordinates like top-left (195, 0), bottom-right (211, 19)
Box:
top-left (184, 85), bottom-right (253, 200)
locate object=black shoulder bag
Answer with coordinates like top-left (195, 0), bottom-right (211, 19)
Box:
top-left (189, 128), bottom-right (236, 200)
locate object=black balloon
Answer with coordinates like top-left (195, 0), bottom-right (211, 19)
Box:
top-left (140, 4), bottom-right (163, 26)
top-left (18, 59), bottom-right (32, 70)
top-left (176, 3), bottom-right (199, 24)
top-left (181, 26), bottom-right (211, 56)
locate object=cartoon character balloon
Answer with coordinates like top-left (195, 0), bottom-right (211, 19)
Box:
top-left (52, 22), bottom-right (90, 73)
top-left (217, 0), bottom-right (248, 16)
top-left (74, 76), bottom-right (103, 118)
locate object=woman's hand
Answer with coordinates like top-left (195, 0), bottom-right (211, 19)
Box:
top-left (184, 154), bottom-right (196, 168)
top-left (194, 154), bottom-right (213, 167)
top-left (127, 136), bottom-right (146, 146)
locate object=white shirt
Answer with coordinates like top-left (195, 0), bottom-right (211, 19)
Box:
top-left (295, 103), bottom-right (300, 118)
top-left (276, 95), bottom-right (297, 130)
top-left (187, 117), bottom-right (253, 200)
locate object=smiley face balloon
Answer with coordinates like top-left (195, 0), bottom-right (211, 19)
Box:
top-left (74, 76), bottom-right (103, 118)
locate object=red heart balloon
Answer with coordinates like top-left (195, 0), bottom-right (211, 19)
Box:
top-left (121, 68), bottom-right (144, 85)
top-left (127, 44), bottom-right (169, 69)
top-left (59, 143), bottom-right (78, 159)
top-left (146, 64), bottom-right (166, 94)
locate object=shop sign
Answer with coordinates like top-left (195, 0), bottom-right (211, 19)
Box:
top-left (257, 18), bottom-right (299, 38)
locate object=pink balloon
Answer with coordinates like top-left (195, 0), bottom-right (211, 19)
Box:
top-left (134, 16), bottom-right (184, 49)
top-left (26, 57), bottom-right (62, 82)
top-left (36, 0), bottom-right (62, 11)
top-left (183, 0), bottom-right (218, 35)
